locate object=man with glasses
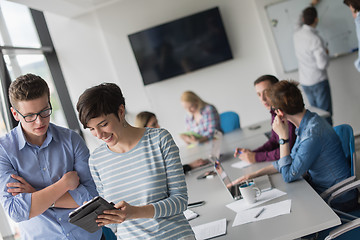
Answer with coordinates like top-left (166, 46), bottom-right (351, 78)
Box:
top-left (0, 74), bottom-right (102, 239)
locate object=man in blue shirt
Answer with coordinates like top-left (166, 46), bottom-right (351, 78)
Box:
top-left (0, 74), bottom-right (101, 239)
top-left (232, 80), bottom-right (356, 210)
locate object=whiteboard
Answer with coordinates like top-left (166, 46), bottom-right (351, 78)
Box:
top-left (266, 0), bottom-right (358, 72)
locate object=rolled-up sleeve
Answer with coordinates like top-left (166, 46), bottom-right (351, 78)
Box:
top-left (272, 136), bottom-right (321, 183)
top-left (313, 38), bottom-right (329, 70)
top-left (0, 152), bottom-right (31, 222)
top-left (254, 130), bottom-right (279, 162)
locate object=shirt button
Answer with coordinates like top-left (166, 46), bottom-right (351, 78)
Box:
top-left (58, 218), bottom-right (62, 221)
top-left (67, 234), bottom-right (69, 236)
top-left (43, 168), bottom-right (46, 171)
top-left (292, 171), bottom-right (296, 176)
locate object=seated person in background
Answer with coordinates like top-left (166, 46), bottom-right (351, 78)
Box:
top-left (135, 111), bottom-right (210, 174)
top-left (180, 90), bottom-right (222, 144)
top-left (76, 83), bottom-right (195, 239)
top-left (135, 111), bottom-right (160, 129)
top-left (234, 75), bottom-right (296, 164)
top-left (231, 80), bottom-right (357, 211)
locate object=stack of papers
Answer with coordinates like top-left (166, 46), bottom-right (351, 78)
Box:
top-left (225, 188), bottom-right (292, 227)
top-left (192, 218), bottom-right (227, 240)
top-left (232, 200), bottom-right (291, 226)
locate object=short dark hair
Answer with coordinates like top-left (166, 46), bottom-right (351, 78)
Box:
top-left (76, 83), bottom-right (125, 128)
top-left (254, 75), bottom-right (279, 86)
top-left (268, 80), bottom-right (304, 115)
top-left (344, 0), bottom-right (360, 12)
top-left (303, 7), bottom-right (317, 25)
top-left (9, 73), bottom-right (50, 108)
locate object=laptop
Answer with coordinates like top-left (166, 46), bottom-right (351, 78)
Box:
top-left (214, 160), bottom-right (272, 200)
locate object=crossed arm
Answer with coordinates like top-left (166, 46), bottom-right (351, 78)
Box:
top-left (6, 172), bottom-right (80, 219)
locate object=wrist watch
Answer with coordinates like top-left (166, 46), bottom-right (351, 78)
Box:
top-left (279, 138), bottom-right (289, 145)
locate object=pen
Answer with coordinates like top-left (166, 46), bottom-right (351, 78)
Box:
top-left (254, 207), bottom-right (265, 218)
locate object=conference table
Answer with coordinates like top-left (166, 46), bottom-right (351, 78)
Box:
top-left (179, 114), bottom-right (340, 240)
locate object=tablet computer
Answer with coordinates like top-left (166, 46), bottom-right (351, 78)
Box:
top-left (68, 196), bottom-right (116, 233)
top-left (181, 131), bottom-right (203, 139)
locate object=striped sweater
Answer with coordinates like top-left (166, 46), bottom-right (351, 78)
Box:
top-left (89, 128), bottom-right (194, 239)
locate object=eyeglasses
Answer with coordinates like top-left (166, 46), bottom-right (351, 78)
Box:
top-left (15, 104), bottom-right (52, 123)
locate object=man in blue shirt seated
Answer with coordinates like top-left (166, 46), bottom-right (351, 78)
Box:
top-left (231, 80), bottom-right (357, 211)
top-left (0, 74), bottom-right (102, 239)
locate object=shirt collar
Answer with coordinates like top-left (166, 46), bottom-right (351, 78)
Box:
top-left (16, 122), bottom-right (56, 150)
top-left (15, 123), bottom-right (27, 150)
top-left (303, 24), bottom-right (317, 33)
top-left (296, 109), bottom-right (311, 136)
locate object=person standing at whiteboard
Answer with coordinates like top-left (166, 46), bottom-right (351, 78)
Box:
top-left (293, 1), bottom-right (333, 126)
top-left (344, 0), bottom-right (360, 72)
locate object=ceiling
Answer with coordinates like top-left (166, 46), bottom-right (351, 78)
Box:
top-left (8, 0), bottom-right (123, 18)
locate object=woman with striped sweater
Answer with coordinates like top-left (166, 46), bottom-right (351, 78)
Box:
top-left (76, 83), bottom-right (194, 240)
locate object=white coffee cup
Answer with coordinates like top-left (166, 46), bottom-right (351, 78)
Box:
top-left (239, 182), bottom-right (261, 204)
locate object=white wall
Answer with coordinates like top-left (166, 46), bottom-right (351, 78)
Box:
top-left (44, 0), bottom-right (360, 151)
top-left (255, 0), bottom-right (360, 135)
top-left (45, 0), bottom-right (275, 151)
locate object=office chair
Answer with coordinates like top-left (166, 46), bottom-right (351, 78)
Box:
top-left (323, 218), bottom-right (360, 240)
top-left (220, 111), bottom-right (240, 134)
top-left (318, 124), bottom-right (360, 239)
top-left (320, 124), bottom-right (358, 208)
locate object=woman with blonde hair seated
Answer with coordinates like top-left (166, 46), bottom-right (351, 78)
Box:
top-left (180, 91), bottom-right (221, 145)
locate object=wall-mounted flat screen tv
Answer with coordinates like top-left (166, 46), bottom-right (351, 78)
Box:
top-left (128, 7), bottom-right (233, 85)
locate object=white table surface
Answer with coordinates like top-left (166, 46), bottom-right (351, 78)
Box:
top-left (182, 128), bottom-right (340, 240)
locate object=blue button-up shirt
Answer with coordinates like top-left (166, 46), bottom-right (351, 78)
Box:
top-left (273, 110), bottom-right (350, 195)
top-left (0, 123), bottom-right (101, 240)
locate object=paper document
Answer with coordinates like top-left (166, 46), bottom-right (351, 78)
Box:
top-left (231, 161), bottom-right (251, 169)
top-left (183, 209), bottom-right (199, 221)
top-left (226, 188), bottom-right (286, 213)
top-left (232, 199), bottom-right (292, 227)
top-left (192, 218), bottom-right (227, 240)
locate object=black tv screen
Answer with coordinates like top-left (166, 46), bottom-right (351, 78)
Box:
top-left (128, 7), bottom-right (233, 85)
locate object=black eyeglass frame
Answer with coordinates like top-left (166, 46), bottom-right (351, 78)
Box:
top-left (14, 103), bottom-right (53, 123)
